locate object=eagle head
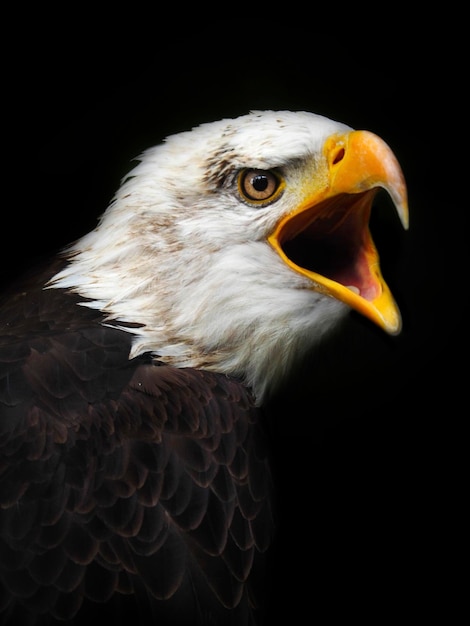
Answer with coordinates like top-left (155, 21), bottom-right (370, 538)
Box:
top-left (50, 110), bottom-right (408, 401)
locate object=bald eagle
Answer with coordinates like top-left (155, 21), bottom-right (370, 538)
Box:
top-left (0, 110), bottom-right (408, 625)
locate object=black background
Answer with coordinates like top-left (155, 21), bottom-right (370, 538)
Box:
top-left (2, 31), bottom-right (465, 623)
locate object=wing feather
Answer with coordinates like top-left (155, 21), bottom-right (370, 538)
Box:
top-left (0, 270), bottom-right (275, 624)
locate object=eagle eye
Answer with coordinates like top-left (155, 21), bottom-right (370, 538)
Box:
top-left (238, 169), bottom-right (282, 204)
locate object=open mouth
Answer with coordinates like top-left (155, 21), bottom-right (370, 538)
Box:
top-left (277, 189), bottom-right (380, 302)
top-left (268, 129), bottom-right (408, 335)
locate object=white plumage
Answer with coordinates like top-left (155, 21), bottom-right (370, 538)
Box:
top-left (50, 110), bottom-right (407, 401)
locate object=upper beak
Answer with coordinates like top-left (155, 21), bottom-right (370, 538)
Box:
top-left (268, 130), bottom-right (409, 335)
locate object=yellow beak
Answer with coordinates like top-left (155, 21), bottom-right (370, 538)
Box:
top-left (268, 130), bottom-right (409, 334)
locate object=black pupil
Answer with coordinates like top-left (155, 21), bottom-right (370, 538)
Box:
top-left (252, 175), bottom-right (268, 191)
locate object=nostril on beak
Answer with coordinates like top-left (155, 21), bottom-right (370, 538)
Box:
top-left (332, 147), bottom-right (345, 165)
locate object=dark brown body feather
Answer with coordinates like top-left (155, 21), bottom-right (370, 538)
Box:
top-left (0, 261), bottom-right (275, 625)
